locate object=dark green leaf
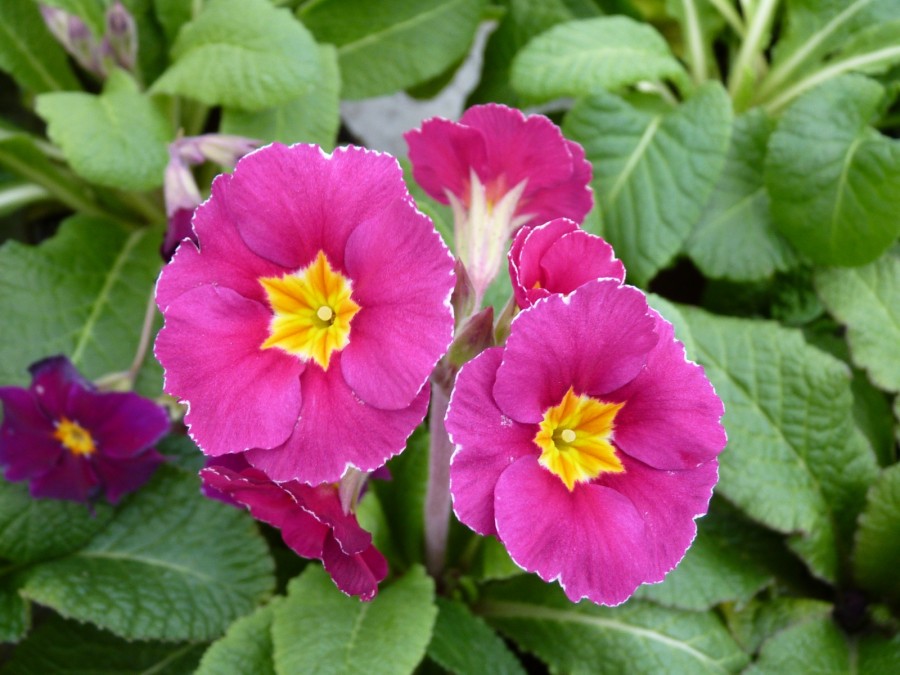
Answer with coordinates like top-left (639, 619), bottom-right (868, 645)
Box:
top-left (0, 576), bottom-right (30, 644)
top-left (725, 598), bottom-right (832, 655)
top-left (746, 617), bottom-right (849, 674)
top-left (0, 1), bottom-right (80, 93)
top-left (853, 463), bottom-right (900, 603)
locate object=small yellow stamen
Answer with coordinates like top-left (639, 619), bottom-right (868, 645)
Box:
top-left (53, 418), bottom-right (96, 456)
top-left (534, 387), bottom-right (625, 491)
top-left (316, 305), bottom-right (334, 323)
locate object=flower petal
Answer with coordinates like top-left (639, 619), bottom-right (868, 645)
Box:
top-left (92, 451), bottom-right (165, 504)
top-left (291, 483), bottom-right (372, 555)
top-left (28, 355), bottom-right (88, 418)
top-left (68, 389), bottom-right (169, 458)
top-left (404, 117), bottom-right (487, 203)
top-left (321, 532), bottom-right (388, 601)
top-left (29, 451), bottom-right (99, 503)
top-left (0, 386), bottom-right (61, 480)
top-left (155, 285), bottom-right (303, 456)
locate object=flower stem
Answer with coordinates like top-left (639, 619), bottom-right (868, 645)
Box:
top-left (727, 0), bottom-right (779, 106)
top-left (424, 380), bottom-right (454, 579)
top-left (126, 287), bottom-right (159, 388)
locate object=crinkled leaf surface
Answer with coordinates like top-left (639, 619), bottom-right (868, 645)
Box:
top-left (196, 599), bottom-right (280, 675)
top-left (221, 45), bottom-right (340, 149)
top-left (726, 598), bottom-right (833, 655)
top-left (853, 463), bottom-right (900, 603)
top-left (428, 598), bottom-right (525, 675)
top-left (511, 16), bottom-right (687, 101)
top-left (2, 615), bottom-right (204, 674)
top-left (564, 83), bottom-right (732, 285)
top-left (20, 466), bottom-right (275, 641)
top-left (765, 75), bottom-right (900, 266)
top-left (272, 564), bottom-right (437, 675)
top-left (480, 577), bottom-right (748, 674)
top-left (672, 306), bottom-right (878, 583)
top-left (0, 1), bottom-right (79, 93)
top-left (815, 250), bottom-right (900, 393)
top-left (151, 0), bottom-right (320, 111)
top-left (36, 71), bottom-right (172, 191)
top-left (688, 110), bottom-right (797, 281)
top-left (299, 0), bottom-right (486, 99)
top-left (746, 617), bottom-right (849, 674)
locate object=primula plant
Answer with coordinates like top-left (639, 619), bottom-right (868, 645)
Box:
top-left (0, 1), bottom-right (899, 673)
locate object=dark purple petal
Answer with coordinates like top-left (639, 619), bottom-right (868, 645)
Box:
top-left (0, 386), bottom-right (61, 480)
top-left (29, 451), bottom-right (99, 503)
top-left (92, 450), bottom-right (165, 504)
top-left (68, 389), bottom-right (169, 459)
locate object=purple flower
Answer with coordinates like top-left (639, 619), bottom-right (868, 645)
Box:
top-left (0, 357), bottom-right (168, 504)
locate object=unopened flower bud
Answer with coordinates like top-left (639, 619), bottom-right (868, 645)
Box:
top-left (105, 1), bottom-right (138, 71)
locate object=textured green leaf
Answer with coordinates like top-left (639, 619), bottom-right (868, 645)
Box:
top-left (0, 216), bottom-right (164, 397)
top-left (0, 576), bottom-right (30, 644)
top-left (677, 307), bottom-right (878, 582)
top-left (815, 251), bottom-right (900, 393)
top-left (472, 535), bottom-right (524, 582)
top-left (765, 75), bottom-right (900, 266)
top-left (853, 463), bottom-right (900, 603)
top-left (272, 565), bottom-right (437, 675)
top-left (687, 110), bottom-right (797, 281)
top-left (300, 0), bottom-right (486, 100)
top-left (196, 599), bottom-right (280, 675)
top-left (428, 598), bottom-right (525, 675)
top-left (220, 45), bottom-right (340, 149)
top-left (151, 0), bottom-right (319, 111)
top-left (481, 577), bottom-right (748, 674)
top-left (0, 479), bottom-right (114, 564)
top-left (511, 16), bottom-right (686, 101)
top-left (0, 1), bottom-right (80, 93)
top-left (746, 617), bottom-right (849, 674)
top-left (3, 615), bottom-right (204, 674)
top-left (565, 83), bottom-right (732, 285)
top-left (36, 70), bottom-right (172, 191)
top-left (20, 466), bottom-right (275, 641)
top-left (725, 598), bottom-right (833, 655)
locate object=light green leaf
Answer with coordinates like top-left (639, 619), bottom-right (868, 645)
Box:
top-left (511, 16), bottom-right (687, 101)
top-left (677, 306), bottom-right (878, 582)
top-left (20, 466), bottom-right (275, 641)
top-left (153, 0), bottom-right (194, 44)
top-left (0, 216), bottom-right (163, 397)
top-left (36, 70), bottom-right (172, 191)
top-left (564, 83), bottom-right (732, 285)
top-left (3, 615), bottom-right (204, 674)
top-left (0, 1), bottom-right (80, 93)
top-left (725, 598), bottom-right (833, 655)
top-left (299, 0), bottom-right (486, 100)
top-left (220, 45), bottom-right (340, 149)
top-left (0, 577), bottom-right (30, 644)
top-left (272, 565), bottom-right (437, 675)
top-left (481, 577), bottom-right (749, 674)
top-left (815, 251), bottom-right (900, 393)
top-left (196, 600), bottom-right (280, 675)
top-left (853, 463), bottom-right (900, 603)
top-left (427, 598), bottom-right (525, 675)
top-left (0, 479), bottom-right (114, 564)
top-left (472, 535), bottom-right (524, 582)
top-left (687, 109), bottom-right (797, 281)
top-left (151, 0), bottom-right (320, 111)
top-left (765, 75), bottom-right (900, 266)
top-left (746, 617), bottom-right (849, 674)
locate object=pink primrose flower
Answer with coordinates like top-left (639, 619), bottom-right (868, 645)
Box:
top-left (155, 143), bottom-right (455, 485)
top-left (0, 356), bottom-right (168, 504)
top-left (508, 218), bottom-right (625, 309)
top-left (446, 280), bottom-right (725, 605)
top-left (405, 104), bottom-right (593, 305)
top-left (201, 454), bottom-right (387, 601)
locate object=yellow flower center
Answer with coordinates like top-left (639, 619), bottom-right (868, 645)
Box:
top-left (259, 250), bottom-right (360, 370)
top-left (534, 387), bottom-right (625, 491)
top-left (53, 418), bottom-right (96, 456)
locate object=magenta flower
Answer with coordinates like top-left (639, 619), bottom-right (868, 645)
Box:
top-left (446, 280), bottom-right (725, 605)
top-left (405, 104), bottom-right (593, 305)
top-left (201, 454), bottom-right (387, 600)
top-left (155, 143), bottom-right (455, 485)
top-left (508, 218), bottom-right (625, 310)
top-left (0, 356), bottom-right (168, 504)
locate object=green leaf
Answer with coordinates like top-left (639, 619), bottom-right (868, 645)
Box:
top-left (687, 109), bottom-right (797, 281)
top-left (151, 0), bottom-right (320, 111)
top-left (427, 598), bottom-right (525, 675)
top-left (472, 535), bottom-right (525, 582)
top-left (481, 577), bottom-right (749, 674)
top-left (853, 463), bottom-right (900, 603)
top-left (815, 250), bottom-right (900, 393)
top-left (272, 565), bottom-right (437, 675)
top-left (746, 617), bottom-right (849, 674)
top-left (676, 306), bottom-right (879, 582)
top-left (220, 45), bottom-right (340, 149)
top-left (36, 70), bottom-right (172, 191)
top-left (3, 615), bottom-right (204, 674)
top-left (156, 432), bottom-right (206, 474)
top-left (0, 1), bottom-right (80, 93)
top-left (511, 16), bottom-right (687, 101)
top-left (20, 466), bottom-right (275, 641)
top-left (0, 479), bottom-right (114, 564)
top-left (299, 0), bottom-right (487, 100)
top-left (0, 576), bottom-right (30, 644)
top-left (665, 0), bottom-right (725, 83)
top-left (765, 75), bottom-right (900, 266)
top-left (153, 0), bottom-right (194, 44)
top-left (0, 215), bottom-right (163, 397)
top-left (564, 83), bottom-right (732, 285)
top-left (0, 182), bottom-right (50, 217)
top-left (725, 598), bottom-right (833, 655)
top-left (859, 634), bottom-right (900, 674)
top-left (196, 600), bottom-right (280, 675)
